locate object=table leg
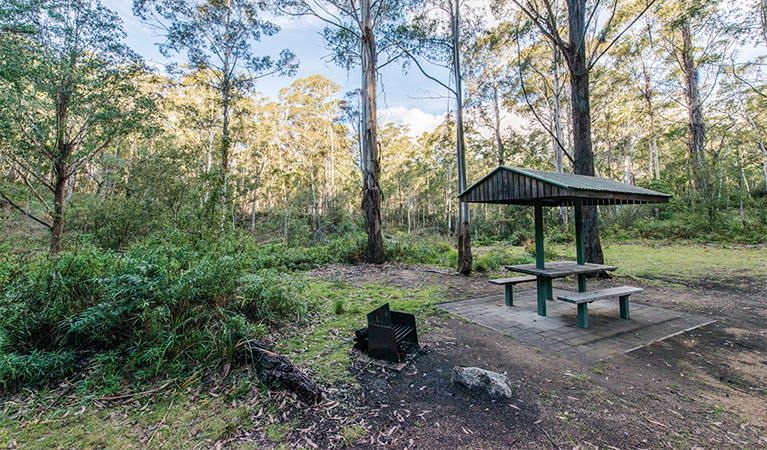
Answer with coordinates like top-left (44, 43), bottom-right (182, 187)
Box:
top-left (505, 285), bottom-right (513, 307)
top-left (578, 274), bottom-right (587, 293)
top-left (546, 279), bottom-right (553, 300)
top-left (577, 303), bottom-right (589, 328)
top-left (620, 295), bottom-right (630, 319)
top-left (536, 277), bottom-right (547, 316)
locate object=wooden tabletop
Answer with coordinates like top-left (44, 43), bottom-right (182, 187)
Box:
top-left (505, 261), bottom-right (618, 278)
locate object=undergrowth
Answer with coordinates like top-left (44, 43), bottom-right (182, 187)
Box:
top-left (0, 230), bottom-right (462, 391)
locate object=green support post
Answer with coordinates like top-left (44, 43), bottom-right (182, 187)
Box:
top-left (578, 274), bottom-right (587, 293)
top-left (505, 285), bottom-right (513, 307)
top-left (534, 201), bottom-right (546, 315)
top-left (577, 303), bottom-right (589, 328)
top-left (537, 278), bottom-right (547, 316)
top-left (546, 279), bottom-right (553, 300)
top-left (574, 200), bottom-right (587, 293)
top-left (620, 295), bottom-right (630, 319)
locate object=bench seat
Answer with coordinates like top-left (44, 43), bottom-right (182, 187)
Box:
top-left (490, 276), bottom-right (538, 306)
top-left (557, 286), bottom-right (644, 328)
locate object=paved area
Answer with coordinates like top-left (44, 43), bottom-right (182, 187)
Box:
top-left (438, 288), bottom-right (715, 364)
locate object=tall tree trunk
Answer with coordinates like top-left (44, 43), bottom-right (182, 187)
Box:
top-left (51, 170), bottom-right (66, 253)
top-left (361, 0), bottom-right (384, 263)
top-left (565, 0), bottom-right (603, 264)
top-left (681, 19), bottom-right (706, 194)
top-left (640, 56), bottom-right (661, 181)
top-left (552, 43), bottom-right (567, 231)
top-left (453, 0), bottom-right (472, 274)
top-left (51, 79), bottom-right (73, 254)
top-left (492, 81), bottom-right (504, 166)
top-left (250, 186), bottom-right (258, 233)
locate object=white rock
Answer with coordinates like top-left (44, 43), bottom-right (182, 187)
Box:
top-left (451, 366), bottom-right (513, 399)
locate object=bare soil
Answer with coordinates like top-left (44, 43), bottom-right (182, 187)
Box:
top-left (288, 264), bottom-right (767, 450)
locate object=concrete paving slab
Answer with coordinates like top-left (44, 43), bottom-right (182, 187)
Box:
top-left (438, 288), bottom-right (715, 364)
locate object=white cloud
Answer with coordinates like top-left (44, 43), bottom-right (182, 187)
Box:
top-left (271, 13), bottom-right (324, 30)
top-left (378, 107), bottom-right (446, 137)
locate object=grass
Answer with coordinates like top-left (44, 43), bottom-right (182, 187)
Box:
top-left (341, 424), bottom-right (367, 443)
top-left (0, 277), bottom-right (445, 449)
top-left (2, 242), bottom-right (764, 448)
top-left (551, 242), bottom-right (767, 285)
top-left (275, 280), bottom-right (445, 381)
top-left (0, 388), bottom-right (259, 449)
top-left (602, 244), bottom-right (767, 278)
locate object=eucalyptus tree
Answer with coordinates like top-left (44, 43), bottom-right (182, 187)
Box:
top-left (464, 25), bottom-right (518, 167)
top-left (378, 123), bottom-right (417, 230)
top-left (133, 0), bottom-right (298, 204)
top-left (611, 22), bottom-right (667, 181)
top-left (0, 0), bottom-right (153, 253)
top-left (651, 0), bottom-right (740, 204)
top-left (279, 0), bottom-right (417, 263)
top-left (502, 0), bottom-right (657, 264)
top-left (395, 0), bottom-right (481, 273)
top-left (279, 75), bottom-right (344, 241)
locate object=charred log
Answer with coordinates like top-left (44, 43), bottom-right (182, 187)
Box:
top-left (238, 340), bottom-right (322, 405)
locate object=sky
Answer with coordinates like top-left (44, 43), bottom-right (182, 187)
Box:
top-left (103, 0), bottom-right (453, 137)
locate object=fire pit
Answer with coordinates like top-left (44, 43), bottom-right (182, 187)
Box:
top-left (354, 303), bottom-right (419, 363)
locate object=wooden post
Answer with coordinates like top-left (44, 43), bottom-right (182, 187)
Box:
top-left (574, 199), bottom-right (587, 293)
top-left (505, 285), bottom-right (513, 307)
top-left (534, 201), bottom-right (546, 315)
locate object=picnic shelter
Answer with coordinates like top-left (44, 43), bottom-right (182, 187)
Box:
top-left (458, 166), bottom-right (671, 327)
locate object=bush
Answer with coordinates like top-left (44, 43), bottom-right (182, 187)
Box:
top-left (472, 246), bottom-right (533, 273)
top-left (0, 235), bottom-right (313, 389)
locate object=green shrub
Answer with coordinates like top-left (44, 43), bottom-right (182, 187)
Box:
top-left (0, 235), bottom-right (312, 389)
top-left (0, 349), bottom-right (77, 390)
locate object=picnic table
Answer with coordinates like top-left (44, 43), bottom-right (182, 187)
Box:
top-left (505, 261), bottom-right (617, 316)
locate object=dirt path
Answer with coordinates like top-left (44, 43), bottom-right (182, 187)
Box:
top-left (297, 264), bottom-right (767, 449)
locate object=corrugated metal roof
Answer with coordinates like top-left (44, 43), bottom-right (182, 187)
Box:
top-left (458, 166), bottom-right (671, 206)
top-left (510, 167), bottom-right (669, 197)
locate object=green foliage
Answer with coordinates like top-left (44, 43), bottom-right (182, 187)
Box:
top-left (384, 234), bottom-right (455, 266)
top-left (0, 349), bottom-right (77, 390)
top-left (472, 246), bottom-right (533, 273)
top-left (0, 233), bottom-right (314, 389)
top-left (600, 198), bottom-right (767, 244)
top-left (0, 228), bottom-right (470, 389)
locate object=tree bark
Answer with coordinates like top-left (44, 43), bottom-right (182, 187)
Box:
top-left (681, 19), bottom-right (706, 194)
top-left (239, 340), bottom-right (322, 404)
top-left (564, 0), bottom-right (603, 264)
top-left (361, 0), bottom-right (384, 264)
top-left (492, 82), bottom-right (504, 166)
top-left (453, 0), bottom-right (472, 275)
top-left (552, 43), bottom-right (567, 231)
top-left (51, 171), bottom-right (67, 253)
top-left (51, 78), bottom-right (73, 254)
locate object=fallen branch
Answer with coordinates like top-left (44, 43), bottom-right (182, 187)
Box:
top-left (542, 428), bottom-right (562, 450)
top-left (147, 398), bottom-right (174, 446)
top-left (238, 340), bottom-right (322, 405)
top-left (98, 380), bottom-right (173, 402)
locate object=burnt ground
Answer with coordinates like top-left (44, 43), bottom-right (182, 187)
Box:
top-left (283, 264), bottom-right (767, 450)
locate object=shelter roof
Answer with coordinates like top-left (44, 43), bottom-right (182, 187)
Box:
top-left (458, 166), bottom-right (671, 206)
